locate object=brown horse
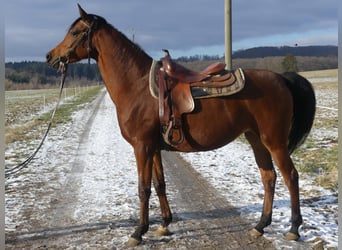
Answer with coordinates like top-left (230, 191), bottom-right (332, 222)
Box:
top-left (46, 5), bottom-right (315, 247)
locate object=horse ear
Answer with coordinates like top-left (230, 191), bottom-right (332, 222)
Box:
top-left (77, 4), bottom-right (88, 20)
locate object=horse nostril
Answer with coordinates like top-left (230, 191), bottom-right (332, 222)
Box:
top-left (46, 53), bottom-right (51, 61)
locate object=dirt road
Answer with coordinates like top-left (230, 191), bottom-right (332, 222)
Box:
top-left (5, 90), bottom-right (312, 249)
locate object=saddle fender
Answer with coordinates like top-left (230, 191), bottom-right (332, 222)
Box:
top-left (171, 83), bottom-right (195, 115)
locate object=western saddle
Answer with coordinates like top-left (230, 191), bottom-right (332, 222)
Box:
top-left (153, 49), bottom-right (245, 146)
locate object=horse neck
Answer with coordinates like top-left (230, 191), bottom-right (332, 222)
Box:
top-left (93, 26), bottom-right (152, 105)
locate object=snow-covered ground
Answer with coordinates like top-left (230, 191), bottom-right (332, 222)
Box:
top-left (5, 88), bottom-right (337, 249)
top-left (181, 143), bottom-right (337, 248)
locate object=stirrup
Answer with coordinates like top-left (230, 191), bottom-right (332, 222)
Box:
top-left (163, 120), bottom-right (184, 146)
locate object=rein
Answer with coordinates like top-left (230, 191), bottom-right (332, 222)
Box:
top-left (5, 62), bottom-right (69, 178)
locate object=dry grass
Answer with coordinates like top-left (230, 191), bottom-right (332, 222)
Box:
top-left (299, 69), bottom-right (338, 78)
top-left (5, 86), bottom-right (103, 145)
top-left (5, 87), bottom-right (95, 126)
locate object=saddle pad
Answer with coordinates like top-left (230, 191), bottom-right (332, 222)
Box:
top-left (191, 68), bottom-right (245, 99)
top-left (149, 60), bottom-right (160, 99)
top-left (149, 60), bottom-right (245, 99)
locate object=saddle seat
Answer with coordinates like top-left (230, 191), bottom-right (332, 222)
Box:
top-left (161, 49), bottom-right (226, 83)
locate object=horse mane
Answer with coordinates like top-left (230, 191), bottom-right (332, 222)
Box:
top-left (69, 14), bottom-right (107, 31)
top-left (69, 14), bottom-right (150, 62)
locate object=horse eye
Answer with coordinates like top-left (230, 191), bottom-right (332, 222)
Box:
top-left (70, 30), bottom-right (80, 37)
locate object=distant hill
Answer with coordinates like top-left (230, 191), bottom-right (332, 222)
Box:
top-left (232, 45), bottom-right (337, 59)
top-left (5, 45), bottom-right (338, 90)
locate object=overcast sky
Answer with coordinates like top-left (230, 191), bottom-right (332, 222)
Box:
top-left (5, 0), bottom-right (338, 62)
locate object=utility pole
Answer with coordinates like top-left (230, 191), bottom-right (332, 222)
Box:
top-left (224, 0), bottom-right (232, 70)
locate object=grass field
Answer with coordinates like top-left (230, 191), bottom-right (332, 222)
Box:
top-left (5, 86), bottom-right (100, 126)
top-left (299, 69), bottom-right (338, 79)
top-left (295, 69), bottom-right (338, 189)
top-left (5, 85), bottom-right (103, 147)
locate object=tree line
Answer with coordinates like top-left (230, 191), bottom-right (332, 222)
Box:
top-left (175, 45), bottom-right (337, 72)
top-left (232, 45), bottom-right (337, 59)
top-left (179, 55), bottom-right (337, 74)
top-left (5, 61), bottom-right (101, 89)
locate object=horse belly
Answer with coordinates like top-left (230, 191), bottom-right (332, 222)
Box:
top-left (177, 99), bottom-right (247, 152)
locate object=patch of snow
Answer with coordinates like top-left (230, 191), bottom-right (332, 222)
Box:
top-left (180, 141), bottom-right (337, 248)
top-left (308, 77), bottom-right (337, 84)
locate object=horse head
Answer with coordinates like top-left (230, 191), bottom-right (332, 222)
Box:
top-left (46, 4), bottom-right (102, 69)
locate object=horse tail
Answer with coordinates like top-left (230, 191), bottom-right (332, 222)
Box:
top-left (282, 72), bottom-right (316, 155)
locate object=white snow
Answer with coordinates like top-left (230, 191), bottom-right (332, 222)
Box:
top-left (72, 94), bottom-right (139, 222)
top-left (5, 90), bottom-right (337, 249)
top-left (180, 143), bottom-right (337, 248)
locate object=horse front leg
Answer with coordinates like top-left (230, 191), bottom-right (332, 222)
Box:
top-left (152, 151), bottom-right (173, 236)
top-left (127, 144), bottom-right (154, 247)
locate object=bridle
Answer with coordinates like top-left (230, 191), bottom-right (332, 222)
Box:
top-left (67, 17), bottom-right (97, 64)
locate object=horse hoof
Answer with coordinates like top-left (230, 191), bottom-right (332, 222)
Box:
top-left (285, 232), bottom-right (300, 241)
top-left (249, 228), bottom-right (263, 238)
top-left (155, 226), bottom-right (172, 236)
top-left (126, 237), bottom-right (141, 247)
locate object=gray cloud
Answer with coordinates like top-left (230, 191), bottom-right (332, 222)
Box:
top-left (232, 0), bottom-right (337, 41)
top-left (5, 0), bottom-right (338, 61)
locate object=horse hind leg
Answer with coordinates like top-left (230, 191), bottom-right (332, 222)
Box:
top-left (152, 150), bottom-right (173, 236)
top-left (245, 132), bottom-right (276, 237)
top-left (269, 147), bottom-right (302, 240)
top-left (247, 130), bottom-right (302, 240)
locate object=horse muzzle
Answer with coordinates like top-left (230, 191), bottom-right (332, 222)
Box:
top-left (46, 52), bottom-right (69, 70)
